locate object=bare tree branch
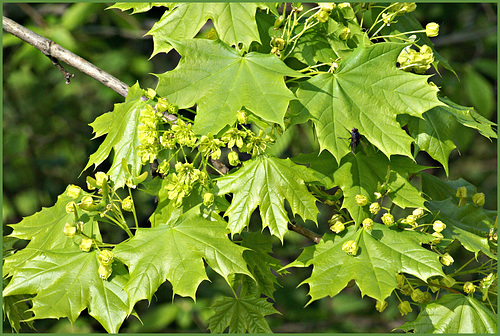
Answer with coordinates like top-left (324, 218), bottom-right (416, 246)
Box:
top-left (288, 221), bottom-right (322, 244)
top-left (3, 16), bottom-right (129, 97)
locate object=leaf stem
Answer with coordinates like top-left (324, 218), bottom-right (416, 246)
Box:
top-left (288, 221), bottom-right (322, 244)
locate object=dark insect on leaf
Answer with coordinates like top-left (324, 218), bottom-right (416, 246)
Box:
top-left (349, 127), bottom-right (361, 152)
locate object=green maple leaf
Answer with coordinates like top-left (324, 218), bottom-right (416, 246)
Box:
top-left (107, 2), bottom-right (169, 14)
top-left (113, 205), bottom-right (252, 311)
top-left (294, 151), bottom-right (427, 225)
top-left (439, 97), bottom-right (497, 139)
top-left (155, 39), bottom-right (304, 135)
top-left (84, 82), bottom-right (147, 189)
top-left (3, 186), bottom-right (101, 277)
top-left (148, 3), bottom-right (261, 56)
top-left (240, 232), bottom-right (284, 299)
top-left (216, 155), bottom-right (319, 242)
top-left (3, 248), bottom-right (130, 333)
top-left (427, 199), bottom-right (496, 259)
top-left (287, 225), bottom-right (444, 303)
top-left (399, 294), bottom-right (497, 333)
top-left (290, 42), bottom-right (445, 163)
top-left (207, 296), bottom-right (279, 333)
top-left (408, 108), bottom-right (456, 176)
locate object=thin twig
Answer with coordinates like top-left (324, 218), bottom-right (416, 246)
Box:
top-left (3, 16), bottom-right (129, 97)
top-left (288, 221), bottom-right (322, 244)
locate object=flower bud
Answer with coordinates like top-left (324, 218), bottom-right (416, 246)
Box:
top-left (145, 88), bottom-right (156, 99)
top-left (421, 292), bottom-right (432, 304)
top-left (375, 300), bottom-right (388, 313)
top-left (362, 218), bottom-right (373, 231)
top-left (330, 221), bottom-right (345, 234)
top-left (342, 240), bottom-right (358, 255)
top-left (456, 186), bottom-right (467, 198)
top-left (405, 214), bottom-right (417, 227)
top-left (428, 279), bottom-right (440, 292)
top-left (67, 185), bottom-right (82, 199)
top-left (463, 282), bottom-right (475, 294)
top-left (203, 192), bottom-right (215, 207)
top-left (425, 22), bottom-right (439, 37)
top-left (400, 284), bottom-right (412, 296)
top-left (355, 194), bottom-right (368, 206)
top-left (440, 275), bottom-right (456, 288)
top-left (440, 252), bottom-right (454, 266)
top-left (433, 220), bottom-right (446, 233)
top-left (373, 192), bottom-right (382, 199)
top-left (398, 301), bottom-right (412, 316)
top-left (64, 223), bottom-right (76, 238)
top-left (316, 9), bottom-right (329, 23)
top-left (122, 196), bottom-right (134, 212)
top-left (95, 172), bottom-right (108, 187)
top-left (156, 97), bottom-right (169, 113)
top-left (79, 237), bottom-right (93, 252)
top-left (369, 202), bottom-right (380, 214)
top-left (397, 274), bottom-right (406, 288)
top-left (98, 250), bottom-right (114, 266)
top-left (381, 213), bottom-right (394, 226)
top-left (328, 214), bottom-right (344, 224)
top-left (86, 176), bottom-right (97, 190)
top-left (272, 37), bottom-right (286, 50)
top-left (98, 264), bottom-right (113, 280)
top-left (472, 193), bottom-right (485, 206)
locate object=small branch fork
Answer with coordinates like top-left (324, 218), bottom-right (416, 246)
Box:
top-left (3, 16), bottom-right (129, 97)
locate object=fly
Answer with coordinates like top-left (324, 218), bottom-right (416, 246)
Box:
top-left (349, 127), bottom-right (360, 153)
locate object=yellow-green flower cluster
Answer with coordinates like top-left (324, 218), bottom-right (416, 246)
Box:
top-left (240, 130), bottom-right (274, 156)
top-left (165, 162), bottom-right (208, 206)
top-left (138, 105), bottom-right (162, 164)
top-left (98, 250), bottom-right (114, 280)
top-left (199, 133), bottom-right (225, 160)
top-left (398, 44), bottom-right (434, 74)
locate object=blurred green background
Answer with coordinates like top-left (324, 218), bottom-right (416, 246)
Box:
top-left (2, 3), bottom-right (497, 333)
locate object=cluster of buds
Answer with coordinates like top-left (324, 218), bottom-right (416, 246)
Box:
top-left (316, 3), bottom-right (336, 23)
top-left (98, 250), bottom-right (114, 280)
top-left (382, 2), bottom-right (417, 25)
top-left (398, 44), bottom-right (435, 74)
top-left (401, 208), bottom-right (425, 228)
top-left (137, 104), bottom-right (162, 164)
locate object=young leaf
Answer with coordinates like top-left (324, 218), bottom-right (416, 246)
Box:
top-left (155, 39), bottom-right (304, 135)
top-left (216, 155), bottom-right (319, 242)
top-left (148, 3), bottom-right (261, 56)
top-left (207, 296), bottom-right (279, 333)
top-left (84, 82), bottom-right (147, 189)
top-left (286, 225), bottom-right (444, 304)
top-left (113, 205), bottom-right (253, 311)
top-left (291, 42), bottom-right (445, 163)
top-left (3, 248), bottom-right (130, 333)
top-left (398, 294), bottom-right (497, 333)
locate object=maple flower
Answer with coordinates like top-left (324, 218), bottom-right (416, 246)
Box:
top-left (342, 240), bottom-right (358, 255)
top-left (381, 212), bottom-right (394, 226)
top-left (122, 196), bottom-right (134, 212)
top-left (355, 194), bottom-right (368, 206)
top-left (425, 22), bottom-right (439, 37)
top-left (411, 288), bottom-right (425, 303)
top-left (374, 191), bottom-right (382, 199)
top-left (456, 186), bottom-right (467, 206)
top-left (156, 97), bottom-right (169, 113)
top-left (199, 133), bottom-right (225, 160)
top-left (397, 274), bottom-right (406, 288)
top-left (421, 292), bottom-right (432, 304)
top-left (369, 202), bottom-right (380, 214)
top-left (376, 300), bottom-right (388, 313)
top-left (64, 223), bottom-right (76, 238)
top-left (339, 27), bottom-right (351, 40)
top-left (440, 252), bottom-right (454, 266)
top-left (98, 250), bottom-right (114, 266)
top-left (237, 110), bottom-right (248, 124)
top-left (79, 237), bottom-right (93, 252)
top-left (472, 193), bottom-right (485, 206)
top-left (412, 208), bottom-right (424, 218)
top-left (95, 172), bottom-right (108, 188)
top-left (330, 221), bottom-right (345, 234)
top-left (228, 150), bottom-right (241, 166)
top-left (362, 218), bottom-right (373, 231)
top-left (222, 128), bottom-right (247, 148)
top-left (404, 214), bottom-right (417, 227)
top-left (319, 3), bottom-right (336, 11)
top-left (67, 185), bottom-right (82, 199)
top-left (315, 9), bottom-right (329, 23)
top-left (98, 264), bottom-right (112, 280)
top-left (433, 220), bottom-right (446, 233)
top-left (463, 282), bottom-right (475, 294)
top-left (428, 279), bottom-right (440, 293)
top-left (431, 231), bottom-right (443, 243)
top-left (203, 192), bottom-right (215, 207)
top-left (172, 119), bottom-right (197, 147)
top-left (65, 201), bottom-right (77, 214)
top-left (398, 301), bottom-right (412, 316)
